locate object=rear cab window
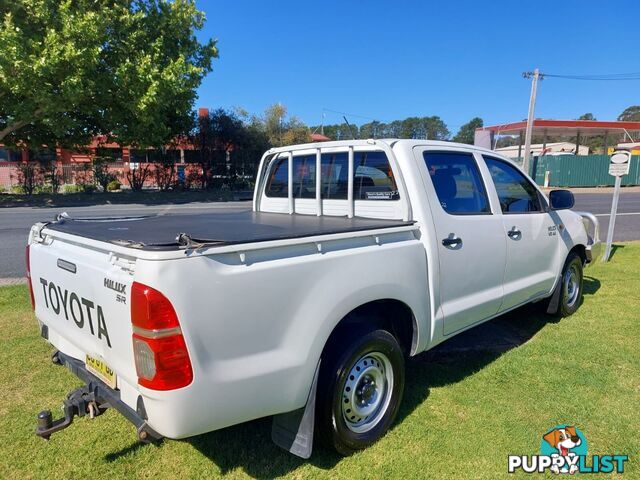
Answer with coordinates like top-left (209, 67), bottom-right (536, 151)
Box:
top-left (265, 151), bottom-right (399, 201)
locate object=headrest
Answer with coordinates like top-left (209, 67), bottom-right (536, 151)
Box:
top-left (432, 169), bottom-right (457, 200)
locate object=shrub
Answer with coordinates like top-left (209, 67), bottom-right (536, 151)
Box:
top-left (153, 159), bottom-right (176, 191)
top-left (34, 185), bottom-right (53, 194)
top-left (13, 163), bottom-right (43, 195)
top-left (106, 179), bottom-right (121, 191)
top-left (41, 162), bottom-right (62, 194)
top-left (93, 157), bottom-right (118, 192)
top-left (83, 184), bottom-right (96, 194)
top-left (63, 184), bottom-right (83, 194)
top-left (124, 163), bottom-right (152, 191)
top-left (11, 184), bottom-right (25, 194)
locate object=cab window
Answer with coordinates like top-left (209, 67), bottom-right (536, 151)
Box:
top-left (265, 151), bottom-right (399, 200)
top-left (484, 157), bottom-right (544, 213)
top-left (265, 155), bottom-right (316, 198)
top-left (423, 151), bottom-right (490, 215)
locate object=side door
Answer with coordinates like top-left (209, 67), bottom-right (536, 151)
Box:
top-left (482, 156), bottom-right (558, 310)
top-left (417, 148), bottom-right (507, 336)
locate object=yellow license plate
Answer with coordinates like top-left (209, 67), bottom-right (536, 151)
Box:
top-left (85, 354), bottom-right (117, 389)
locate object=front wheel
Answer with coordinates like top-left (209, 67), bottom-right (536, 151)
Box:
top-left (316, 328), bottom-right (405, 456)
top-left (547, 251), bottom-right (584, 317)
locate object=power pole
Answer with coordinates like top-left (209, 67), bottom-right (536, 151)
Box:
top-left (522, 69), bottom-right (543, 175)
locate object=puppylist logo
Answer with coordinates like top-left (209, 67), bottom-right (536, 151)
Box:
top-left (508, 425), bottom-right (629, 474)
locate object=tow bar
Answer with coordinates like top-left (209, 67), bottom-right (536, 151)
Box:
top-left (35, 350), bottom-right (163, 443)
top-left (36, 384), bottom-right (108, 440)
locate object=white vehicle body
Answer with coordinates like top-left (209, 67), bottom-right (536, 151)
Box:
top-left (27, 139), bottom-right (598, 455)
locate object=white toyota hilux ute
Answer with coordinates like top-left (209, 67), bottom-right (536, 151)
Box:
top-left (27, 139), bottom-right (600, 457)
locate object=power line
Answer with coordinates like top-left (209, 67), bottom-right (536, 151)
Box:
top-left (321, 108), bottom-right (382, 122)
top-left (535, 71), bottom-right (640, 81)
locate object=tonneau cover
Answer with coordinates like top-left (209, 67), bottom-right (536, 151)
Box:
top-left (46, 210), bottom-right (415, 250)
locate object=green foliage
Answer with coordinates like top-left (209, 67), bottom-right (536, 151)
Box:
top-left (106, 179), bottom-right (121, 192)
top-left (194, 108), bottom-right (271, 189)
top-left (92, 158), bottom-right (117, 192)
top-left (0, 0), bottom-right (218, 149)
top-left (262, 104), bottom-right (311, 147)
top-left (12, 163), bottom-right (43, 195)
top-left (319, 116), bottom-right (450, 140)
top-left (618, 105), bottom-right (640, 121)
top-left (453, 117), bottom-right (483, 144)
top-left (63, 184), bottom-right (83, 194)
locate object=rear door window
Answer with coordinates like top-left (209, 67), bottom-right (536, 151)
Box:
top-left (423, 151), bottom-right (491, 215)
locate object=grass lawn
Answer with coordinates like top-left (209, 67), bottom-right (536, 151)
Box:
top-left (0, 244), bottom-right (638, 479)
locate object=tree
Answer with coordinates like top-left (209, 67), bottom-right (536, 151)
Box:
top-left (193, 108), bottom-right (245, 188)
top-left (262, 104), bottom-right (310, 147)
top-left (0, 0), bottom-right (217, 149)
top-left (618, 106), bottom-right (640, 121)
top-left (578, 113), bottom-right (596, 121)
top-left (453, 117), bottom-right (483, 144)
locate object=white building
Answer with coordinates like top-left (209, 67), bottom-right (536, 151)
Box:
top-left (495, 142), bottom-right (589, 159)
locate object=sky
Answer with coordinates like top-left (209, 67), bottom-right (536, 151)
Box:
top-left (195, 0), bottom-right (640, 134)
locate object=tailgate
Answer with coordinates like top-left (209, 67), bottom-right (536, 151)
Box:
top-left (29, 235), bottom-right (137, 389)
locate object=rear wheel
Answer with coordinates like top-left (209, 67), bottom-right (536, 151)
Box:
top-left (316, 327), bottom-right (405, 455)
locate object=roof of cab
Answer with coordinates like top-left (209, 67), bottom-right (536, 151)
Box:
top-left (265, 138), bottom-right (501, 157)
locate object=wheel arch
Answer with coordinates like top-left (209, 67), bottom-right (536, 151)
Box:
top-left (321, 299), bottom-right (418, 360)
top-left (570, 243), bottom-right (587, 264)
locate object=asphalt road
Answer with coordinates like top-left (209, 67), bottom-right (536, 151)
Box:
top-left (1, 192), bottom-right (639, 279)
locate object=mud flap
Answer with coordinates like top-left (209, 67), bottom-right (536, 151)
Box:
top-left (546, 276), bottom-right (562, 314)
top-left (271, 361), bottom-right (320, 459)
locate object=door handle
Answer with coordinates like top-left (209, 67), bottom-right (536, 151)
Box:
top-left (442, 236), bottom-right (462, 247)
top-left (507, 228), bottom-right (522, 239)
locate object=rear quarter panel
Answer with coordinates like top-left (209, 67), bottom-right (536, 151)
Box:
top-left (134, 230), bottom-right (429, 438)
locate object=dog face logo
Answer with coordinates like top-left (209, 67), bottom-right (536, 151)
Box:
top-left (543, 426), bottom-right (581, 456)
top-left (541, 425), bottom-right (588, 474)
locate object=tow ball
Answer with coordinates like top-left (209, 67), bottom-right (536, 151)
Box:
top-left (35, 384), bottom-right (108, 440)
top-left (35, 350), bottom-right (163, 444)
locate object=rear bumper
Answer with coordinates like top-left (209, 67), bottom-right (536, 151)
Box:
top-left (40, 350), bottom-right (161, 442)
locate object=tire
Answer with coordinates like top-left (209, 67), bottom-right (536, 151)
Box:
top-left (548, 251), bottom-right (584, 317)
top-left (316, 327), bottom-right (405, 456)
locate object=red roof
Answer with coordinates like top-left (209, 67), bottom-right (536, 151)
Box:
top-left (478, 119), bottom-right (640, 136)
top-left (311, 133), bottom-right (331, 142)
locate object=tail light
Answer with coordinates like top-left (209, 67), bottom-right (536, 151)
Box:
top-left (25, 245), bottom-right (35, 310)
top-left (130, 281), bottom-right (193, 390)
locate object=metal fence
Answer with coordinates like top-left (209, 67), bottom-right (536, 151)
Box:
top-left (530, 155), bottom-right (640, 187)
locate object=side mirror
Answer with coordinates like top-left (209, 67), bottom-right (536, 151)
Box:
top-left (549, 189), bottom-right (574, 210)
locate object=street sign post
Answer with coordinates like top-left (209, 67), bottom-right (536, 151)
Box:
top-left (603, 150), bottom-right (631, 262)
